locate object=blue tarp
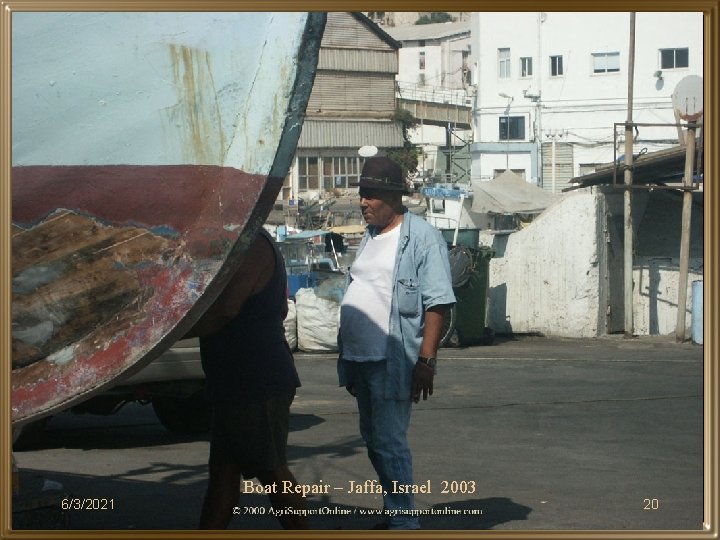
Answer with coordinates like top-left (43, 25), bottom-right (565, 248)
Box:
top-left (280, 229), bottom-right (329, 241)
top-left (420, 184), bottom-right (473, 199)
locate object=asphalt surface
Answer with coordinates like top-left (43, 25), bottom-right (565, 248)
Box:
top-left (12, 334), bottom-right (705, 535)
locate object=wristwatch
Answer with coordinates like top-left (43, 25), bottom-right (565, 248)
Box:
top-left (417, 356), bottom-right (437, 374)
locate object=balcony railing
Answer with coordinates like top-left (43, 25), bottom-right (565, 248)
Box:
top-left (396, 81), bottom-right (471, 107)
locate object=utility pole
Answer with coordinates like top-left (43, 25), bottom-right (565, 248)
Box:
top-left (505, 114), bottom-right (510, 170)
top-left (623, 12), bottom-right (636, 338)
top-left (675, 123), bottom-right (697, 341)
top-left (671, 74), bottom-right (703, 342)
top-left (551, 132), bottom-right (557, 195)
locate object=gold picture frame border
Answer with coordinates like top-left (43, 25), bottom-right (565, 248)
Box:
top-left (1, 1), bottom-right (717, 539)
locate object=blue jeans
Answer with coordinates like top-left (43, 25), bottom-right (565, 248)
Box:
top-left (344, 360), bottom-right (420, 529)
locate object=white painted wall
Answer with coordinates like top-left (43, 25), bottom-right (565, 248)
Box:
top-left (478, 188), bottom-right (703, 337)
top-left (409, 124), bottom-right (450, 146)
top-left (634, 259), bottom-right (703, 336)
top-left (395, 34), bottom-right (470, 90)
top-left (469, 11), bottom-right (704, 182)
top-left (480, 191), bottom-right (603, 337)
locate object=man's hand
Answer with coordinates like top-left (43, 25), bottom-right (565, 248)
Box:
top-left (412, 361), bottom-right (434, 403)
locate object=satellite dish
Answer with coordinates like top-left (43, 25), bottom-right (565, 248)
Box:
top-left (672, 75), bottom-right (703, 122)
top-left (358, 145), bottom-right (378, 157)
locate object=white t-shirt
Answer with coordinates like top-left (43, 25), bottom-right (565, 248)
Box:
top-left (340, 225), bottom-right (401, 361)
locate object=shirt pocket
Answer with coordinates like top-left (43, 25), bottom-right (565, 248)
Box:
top-left (397, 278), bottom-right (419, 316)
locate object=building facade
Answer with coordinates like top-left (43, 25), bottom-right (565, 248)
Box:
top-left (385, 20), bottom-right (473, 182)
top-left (469, 12), bottom-right (703, 192)
top-left (285, 12), bottom-right (404, 202)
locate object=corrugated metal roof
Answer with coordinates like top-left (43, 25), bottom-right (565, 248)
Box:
top-left (349, 12), bottom-right (402, 49)
top-left (324, 12), bottom-right (400, 51)
top-left (566, 144), bottom-right (703, 191)
top-left (309, 73), bottom-right (396, 114)
top-left (384, 21), bottom-right (471, 42)
top-left (318, 48), bottom-right (398, 73)
top-left (298, 119), bottom-right (404, 148)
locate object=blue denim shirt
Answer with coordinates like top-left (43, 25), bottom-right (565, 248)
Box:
top-left (338, 209), bottom-right (456, 399)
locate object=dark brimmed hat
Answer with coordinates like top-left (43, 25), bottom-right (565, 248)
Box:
top-left (352, 156), bottom-right (410, 193)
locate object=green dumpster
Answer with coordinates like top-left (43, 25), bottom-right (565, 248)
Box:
top-left (439, 228), bottom-right (480, 249)
top-left (440, 246), bottom-right (495, 347)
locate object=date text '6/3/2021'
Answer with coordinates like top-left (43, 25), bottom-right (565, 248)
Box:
top-left (61, 499), bottom-right (115, 510)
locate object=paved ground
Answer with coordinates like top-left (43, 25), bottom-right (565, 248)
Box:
top-left (12, 335), bottom-right (705, 535)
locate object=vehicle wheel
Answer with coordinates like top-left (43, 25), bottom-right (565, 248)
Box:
top-left (13, 417), bottom-right (52, 451)
top-left (152, 391), bottom-right (211, 435)
top-left (440, 305), bottom-right (460, 347)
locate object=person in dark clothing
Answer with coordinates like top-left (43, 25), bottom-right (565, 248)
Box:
top-left (325, 232), bottom-right (346, 254)
top-left (186, 228), bottom-right (308, 529)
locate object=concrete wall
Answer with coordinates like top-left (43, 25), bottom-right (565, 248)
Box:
top-left (634, 259), bottom-right (703, 336)
top-left (480, 191), bottom-right (603, 337)
top-left (479, 187), bottom-right (704, 337)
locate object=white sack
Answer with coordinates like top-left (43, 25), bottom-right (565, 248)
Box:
top-left (295, 287), bottom-right (340, 352)
top-left (284, 299), bottom-right (298, 351)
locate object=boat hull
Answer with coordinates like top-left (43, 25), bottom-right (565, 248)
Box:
top-left (11, 12), bottom-right (326, 424)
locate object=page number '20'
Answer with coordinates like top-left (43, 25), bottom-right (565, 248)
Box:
top-left (644, 498), bottom-right (660, 510)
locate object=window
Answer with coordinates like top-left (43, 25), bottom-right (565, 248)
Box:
top-left (431, 199), bottom-right (446, 214)
top-left (592, 52), bottom-right (620, 73)
top-left (498, 48), bottom-right (511, 78)
top-left (520, 57), bottom-right (533, 77)
top-left (419, 50), bottom-right (426, 70)
top-left (298, 157), bottom-right (319, 191)
top-left (323, 158), bottom-right (334, 191)
top-left (660, 47), bottom-right (689, 69)
top-left (550, 55), bottom-right (563, 76)
top-left (325, 156), bottom-right (362, 191)
top-left (499, 116), bottom-right (525, 140)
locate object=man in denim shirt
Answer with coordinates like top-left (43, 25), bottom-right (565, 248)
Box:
top-left (338, 156), bottom-right (455, 529)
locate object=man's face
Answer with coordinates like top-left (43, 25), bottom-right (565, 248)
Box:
top-left (359, 188), bottom-right (400, 228)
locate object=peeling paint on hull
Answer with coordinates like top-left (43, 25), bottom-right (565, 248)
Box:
top-left (11, 12), bottom-right (326, 425)
top-left (13, 165), bottom-right (267, 259)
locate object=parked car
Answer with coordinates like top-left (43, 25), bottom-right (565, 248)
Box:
top-left (78, 337), bottom-right (209, 434)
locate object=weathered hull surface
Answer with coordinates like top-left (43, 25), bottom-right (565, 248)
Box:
top-left (11, 12), bottom-right (325, 424)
